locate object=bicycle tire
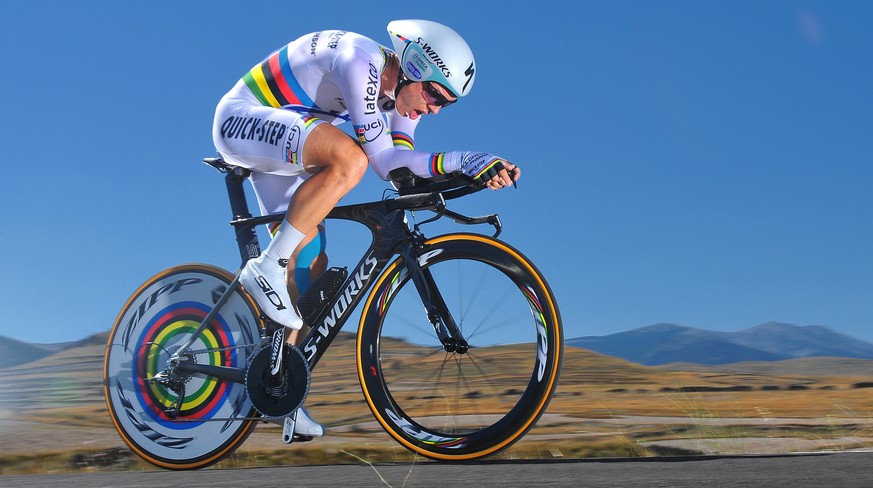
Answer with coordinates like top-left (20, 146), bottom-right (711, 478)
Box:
top-left (103, 264), bottom-right (265, 469)
top-left (357, 234), bottom-right (562, 460)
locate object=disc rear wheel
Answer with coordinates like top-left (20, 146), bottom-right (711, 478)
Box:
top-left (103, 264), bottom-right (264, 469)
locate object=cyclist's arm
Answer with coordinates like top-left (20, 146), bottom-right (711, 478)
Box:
top-left (333, 45), bottom-right (516, 185)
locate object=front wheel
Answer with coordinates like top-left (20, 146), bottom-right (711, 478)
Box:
top-left (103, 264), bottom-right (265, 470)
top-left (357, 234), bottom-right (562, 461)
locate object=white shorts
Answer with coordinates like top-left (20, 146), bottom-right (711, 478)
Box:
top-left (213, 80), bottom-right (326, 217)
top-left (212, 80), bottom-right (325, 177)
top-left (248, 170), bottom-right (310, 216)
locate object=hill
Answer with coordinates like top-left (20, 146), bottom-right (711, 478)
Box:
top-left (567, 322), bottom-right (873, 366)
top-left (0, 336), bottom-right (60, 369)
top-left (0, 332), bottom-right (108, 370)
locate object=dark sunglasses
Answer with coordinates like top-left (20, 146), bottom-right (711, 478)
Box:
top-left (422, 82), bottom-right (456, 107)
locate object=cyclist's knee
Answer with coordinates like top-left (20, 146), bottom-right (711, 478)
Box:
top-left (332, 148), bottom-right (367, 188)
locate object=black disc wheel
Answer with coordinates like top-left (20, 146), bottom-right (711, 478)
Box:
top-left (357, 234), bottom-right (562, 461)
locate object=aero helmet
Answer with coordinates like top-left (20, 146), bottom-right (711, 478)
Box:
top-left (387, 19), bottom-right (476, 98)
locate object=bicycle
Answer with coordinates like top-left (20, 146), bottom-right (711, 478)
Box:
top-left (103, 157), bottom-right (563, 470)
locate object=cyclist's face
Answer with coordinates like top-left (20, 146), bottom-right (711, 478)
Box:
top-left (396, 81), bottom-right (457, 120)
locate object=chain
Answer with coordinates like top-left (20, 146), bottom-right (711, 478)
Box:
top-left (171, 413), bottom-right (286, 422)
top-left (172, 341), bottom-right (263, 356)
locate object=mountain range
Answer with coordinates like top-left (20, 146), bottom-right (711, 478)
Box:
top-left (0, 332), bottom-right (109, 370)
top-left (2, 322), bottom-right (872, 370)
top-left (566, 322), bottom-right (873, 366)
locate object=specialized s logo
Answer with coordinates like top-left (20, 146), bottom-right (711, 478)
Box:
top-left (354, 118), bottom-right (385, 145)
top-left (463, 61), bottom-right (475, 92)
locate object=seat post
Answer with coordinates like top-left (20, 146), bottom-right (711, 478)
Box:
top-left (224, 167), bottom-right (261, 266)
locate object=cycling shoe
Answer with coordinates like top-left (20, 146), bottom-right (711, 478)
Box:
top-left (295, 407), bottom-right (325, 438)
top-left (240, 255), bottom-right (302, 329)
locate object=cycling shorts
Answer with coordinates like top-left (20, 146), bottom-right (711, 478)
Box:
top-left (212, 79), bottom-right (325, 176)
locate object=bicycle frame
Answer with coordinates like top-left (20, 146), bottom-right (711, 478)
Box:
top-left (171, 161), bottom-right (501, 382)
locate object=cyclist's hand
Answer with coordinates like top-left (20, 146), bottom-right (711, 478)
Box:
top-left (485, 161), bottom-right (520, 190)
top-left (460, 153), bottom-right (520, 190)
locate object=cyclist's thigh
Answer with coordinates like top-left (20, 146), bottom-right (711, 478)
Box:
top-left (213, 95), bottom-right (321, 176)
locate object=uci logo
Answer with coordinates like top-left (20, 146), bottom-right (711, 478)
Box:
top-left (354, 119), bottom-right (384, 144)
top-left (406, 61), bottom-right (422, 79)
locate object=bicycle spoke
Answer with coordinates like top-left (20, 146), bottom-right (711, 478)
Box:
top-left (466, 312), bottom-right (528, 343)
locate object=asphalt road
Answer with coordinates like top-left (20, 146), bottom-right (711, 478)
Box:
top-left (3, 452), bottom-right (873, 488)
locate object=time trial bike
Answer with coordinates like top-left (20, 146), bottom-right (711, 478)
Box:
top-left (103, 157), bottom-right (562, 469)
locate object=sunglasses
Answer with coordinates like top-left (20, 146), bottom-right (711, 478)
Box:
top-left (422, 82), bottom-right (456, 107)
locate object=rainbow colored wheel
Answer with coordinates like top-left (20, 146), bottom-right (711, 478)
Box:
top-left (104, 264), bottom-right (265, 469)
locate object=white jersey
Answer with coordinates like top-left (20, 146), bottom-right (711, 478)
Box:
top-left (215, 30), bottom-right (461, 180)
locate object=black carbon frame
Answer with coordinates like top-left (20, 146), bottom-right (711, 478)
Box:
top-left (213, 160), bottom-right (496, 372)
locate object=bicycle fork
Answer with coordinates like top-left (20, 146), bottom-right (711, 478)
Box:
top-left (398, 242), bottom-right (469, 353)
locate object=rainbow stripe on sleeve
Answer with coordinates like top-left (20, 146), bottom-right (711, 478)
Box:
top-left (243, 45), bottom-right (317, 109)
top-left (391, 131), bottom-right (414, 150)
top-left (429, 153), bottom-right (447, 176)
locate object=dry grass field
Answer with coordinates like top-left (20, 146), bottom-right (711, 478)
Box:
top-left (2, 331), bottom-right (873, 474)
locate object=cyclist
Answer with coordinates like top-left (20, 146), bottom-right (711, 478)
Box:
top-left (211, 19), bottom-right (519, 438)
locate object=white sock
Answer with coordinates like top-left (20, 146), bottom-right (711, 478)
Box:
top-left (262, 220), bottom-right (306, 262)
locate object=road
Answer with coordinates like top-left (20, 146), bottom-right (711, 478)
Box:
top-left (3, 452), bottom-right (872, 487)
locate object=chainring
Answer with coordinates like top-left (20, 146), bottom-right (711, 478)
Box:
top-left (245, 343), bottom-right (310, 417)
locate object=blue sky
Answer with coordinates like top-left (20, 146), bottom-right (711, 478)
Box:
top-left (0, 1), bottom-right (870, 345)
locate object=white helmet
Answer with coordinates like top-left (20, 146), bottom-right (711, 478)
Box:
top-left (387, 19), bottom-right (476, 98)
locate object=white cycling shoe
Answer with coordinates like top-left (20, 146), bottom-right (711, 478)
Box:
top-left (295, 407), bottom-right (326, 437)
top-left (239, 255), bottom-right (302, 329)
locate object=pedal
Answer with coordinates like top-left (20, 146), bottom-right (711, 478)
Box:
top-left (281, 412), bottom-right (315, 444)
top-left (282, 415), bottom-right (296, 444)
